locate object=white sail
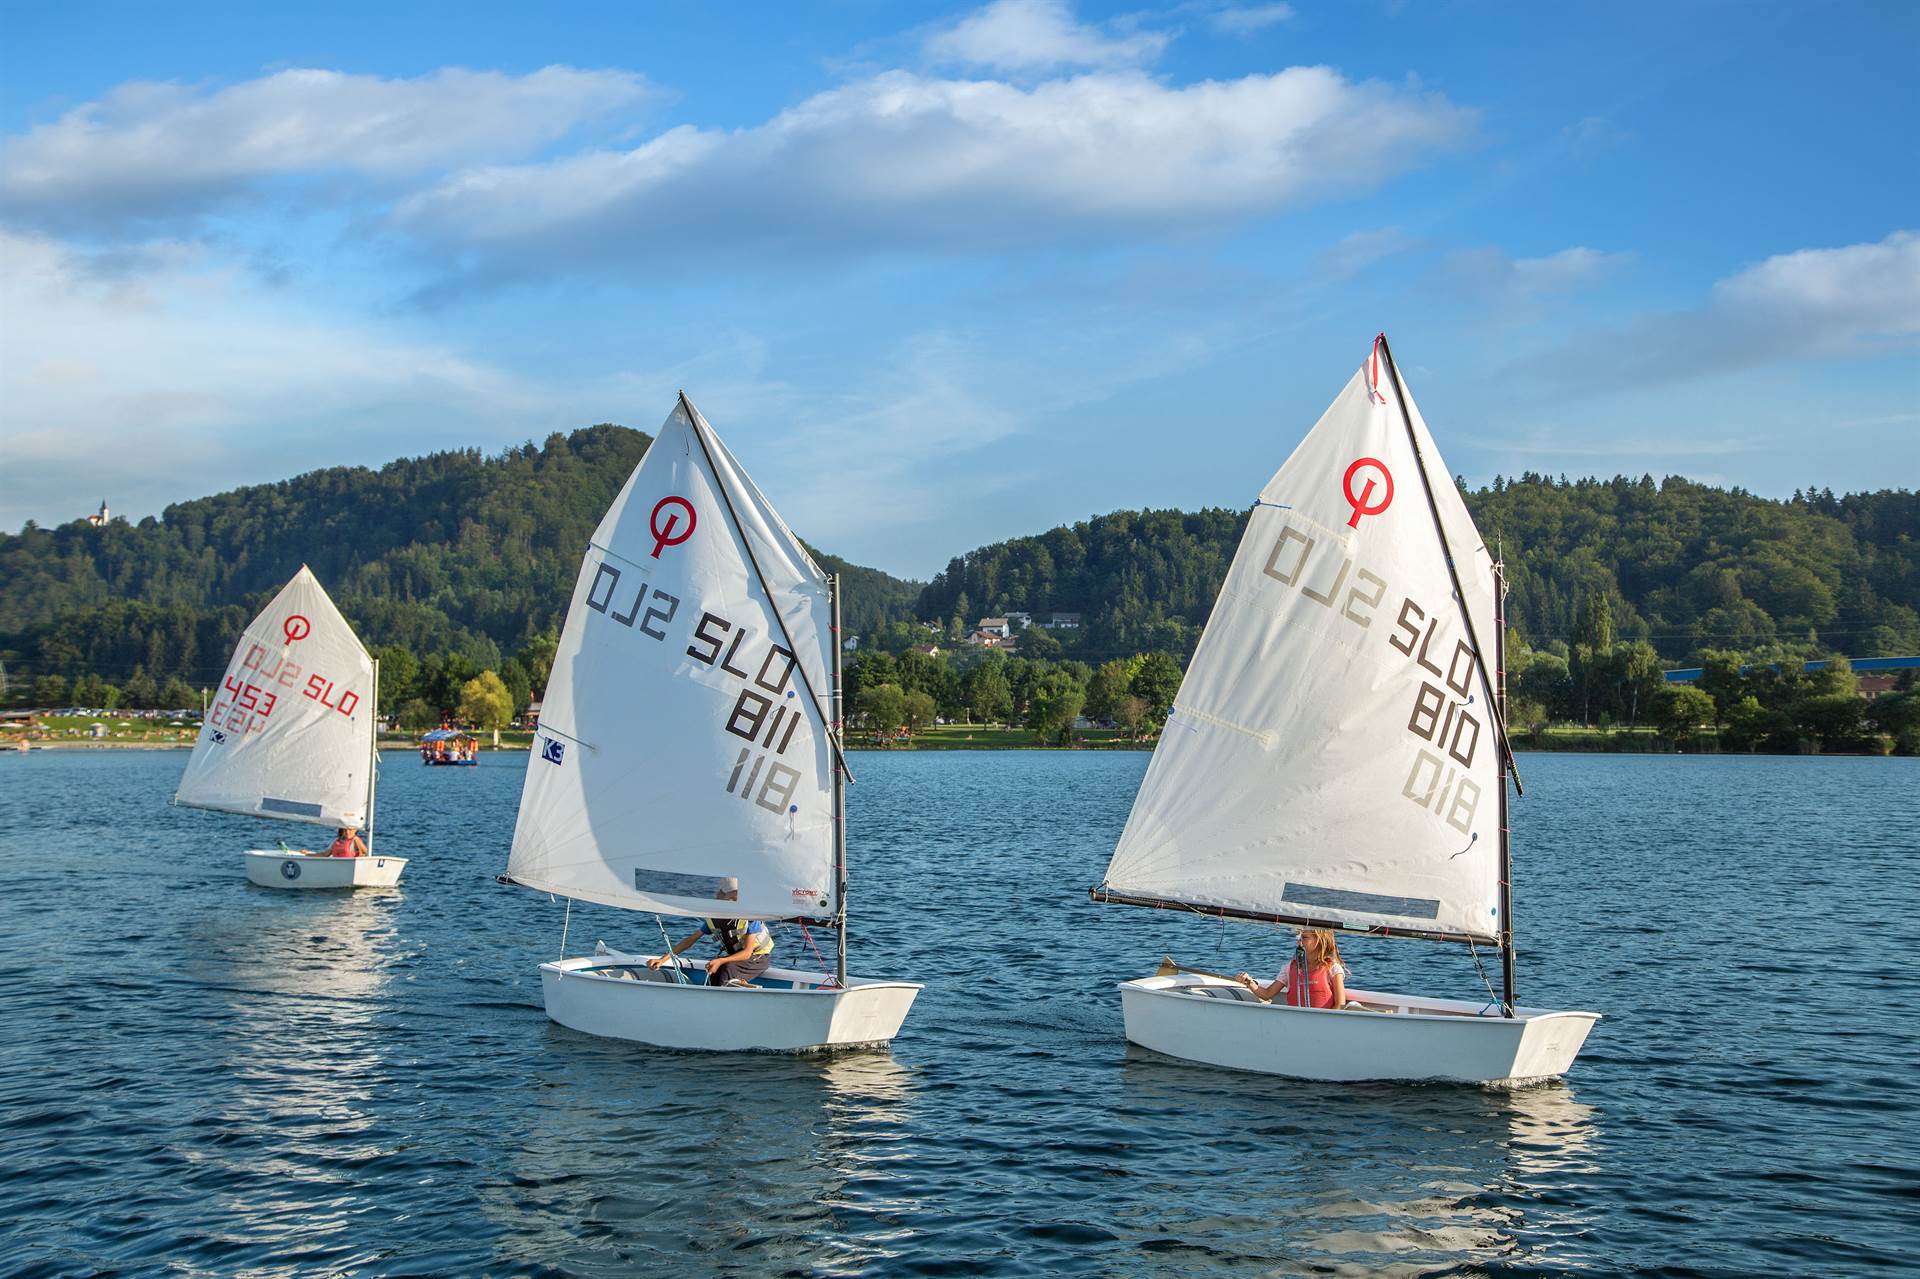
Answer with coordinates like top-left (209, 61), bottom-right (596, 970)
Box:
top-left (1101, 341), bottom-right (1506, 942)
top-left (507, 396), bottom-right (839, 922)
top-left (176, 566), bottom-right (376, 829)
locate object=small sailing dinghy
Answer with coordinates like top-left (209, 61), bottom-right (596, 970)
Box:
top-left (175, 566), bottom-right (403, 889)
top-left (1092, 336), bottom-right (1597, 1085)
top-left (500, 394), bottom-right (921, 1052)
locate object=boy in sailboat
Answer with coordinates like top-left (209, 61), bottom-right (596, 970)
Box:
top-left (647, 878), bottom-right (777, 986)
top-left (1236, 929), bottom-right (1347, 1008)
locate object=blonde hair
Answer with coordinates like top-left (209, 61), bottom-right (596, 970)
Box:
top-left (1297, 927), bottom-right (1341, 970)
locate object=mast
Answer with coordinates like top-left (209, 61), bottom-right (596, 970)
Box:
top-left (1375, 334), bottom-right (1523, 799)
top-left (830, 573), bottom-right (848, 987)
top-left (1494, 563), bottom-right (1515, 1016)
top-left (367, 657), bottom-right (379, 856)
top-left (1376, 334), bottom-right (1520, 1011)
top-left (679, 392), bottom-right (851, 784)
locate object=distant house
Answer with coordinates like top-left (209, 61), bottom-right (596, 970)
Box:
top-left (84, 500), bottom-right (110, 527)
top-left (908, 643), bottom-right (942, 658)
top-left (1005, 611), bottom-right (1033, 631)
top-left (1042, 612), bottom-right (1082, 630)
top-left (843, 635), bottom-right (861, 652)
top-left (969, 631), bottom-right (1011, 649)
top-left (977, 617), bottom-right (1011, 637)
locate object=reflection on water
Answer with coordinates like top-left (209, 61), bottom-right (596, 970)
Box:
top-left (188, 891), bottom-right (407, 1275)
top-left (489, 1047), bottom-right (919, 1275)
top-left (1109, 1050), bottom-right (1601, 1274)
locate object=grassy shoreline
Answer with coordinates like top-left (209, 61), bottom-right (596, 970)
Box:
top-left (5, 720), bottom-right (1898, 758)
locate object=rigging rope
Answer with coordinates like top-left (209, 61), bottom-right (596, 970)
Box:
top-left (654, 914), bottom-right (687, 984)
top-left (1467, 938), bottom-right (1504, 1016)
top-left (797, 923), bottom-right (841, 988)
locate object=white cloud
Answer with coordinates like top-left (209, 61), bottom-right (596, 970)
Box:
top-left (1558, 114), bottom-right (1632, 156)
top-left (1207, 4), bottom-right (1296, 36)
top-left (1711, 231), bottom-right (1920, 340)
top-left (925, 0), bottom-right (1171, 71)
top-left (1314, 226), bottom-right (1419, 281)
top-left (1527, 230), bottom-right (1920, 390)
top-left (0, 66), bottom-right (652, 228)
top-left (0, 229), bottom-right (566, 530)
top-left (394, 67), bottom-right (1474, 281)
top-left (1445, 245), bottom-right (1631, 302)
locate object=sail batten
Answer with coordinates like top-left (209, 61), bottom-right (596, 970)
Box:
top-left (1100, 345), bottom-right (1507, 944)
top-left (175, 567), bottom-right (376, 831)
top-left (507, 398), bottom-right (839, 923)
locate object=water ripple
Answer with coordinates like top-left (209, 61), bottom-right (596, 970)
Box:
top-left (1, 749), bottom-right (1916, 1275)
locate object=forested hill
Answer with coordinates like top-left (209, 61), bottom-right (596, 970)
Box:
top-left (914, 477), bottom-right (1920, 663)
top-left (0, 425), bottom-right (919, 686)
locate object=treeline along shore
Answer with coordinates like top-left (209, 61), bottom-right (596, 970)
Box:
top-left (1, 427), bottom-right (1914, 755)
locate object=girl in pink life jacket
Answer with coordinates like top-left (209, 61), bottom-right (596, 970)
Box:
top-left (324, 827), bottom-right (368, 858)
top-left (1235, 928), bottom-right (1347, 1008)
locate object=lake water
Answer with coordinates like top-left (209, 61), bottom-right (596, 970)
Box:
top-left (1, 749), bottom-right (1915, 1277)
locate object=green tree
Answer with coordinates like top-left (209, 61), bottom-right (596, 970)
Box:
top-left (1027, 670), bottom-right (1086, 745)
top-left (855, 683), bottom-right (907, 736)
top-left (847, 650), bottom-right (899, 704)
top-left (1651, 684), bottom-right (1715, 746)
top-left (1795, 693), bottom-right (1863, 752)
top-left (1114, 694), bottom-right (1150, 739)
top-left (1506, 695), bottom-right (1549, 738)
top-left (397, 697), bottom-right (437, 731)
top-left (122, 666), bottom-right (158, 710)
top-left (1019, 627), bottom-right (1062, 659)
top-left (1084, 657), bottom-right (1141, 723)
top-left (373, 644), bottom-right (419, 715)
top-left (458, 670), bottom-right (514, 731)
top-left (902, 689), bottom-right (938, 736)
top-left (500, 657), bottom-right (533, 714)
top-left (1130, 652), bottom-right (1183, 724)
top-left (32, 674), bottom-right (67, 706)
top-left (515, 630), bottom-right (559, 697)
top-left (1694, 650), bottom-right (1746, 730)
top-left (159, 676), bottom-right (197, 710)
top-left (965, 663), bottom-right (1012, 725)
top-left (1720, 695), bottom-right (1786, 753)
top-left (71, 672), bottom-right (107, 706)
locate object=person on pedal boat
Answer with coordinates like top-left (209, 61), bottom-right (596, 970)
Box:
top-left (647, 877), bottom-right (776, 986)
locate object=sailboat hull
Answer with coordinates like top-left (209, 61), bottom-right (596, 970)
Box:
top-left (242, 850), bottom-right (407, 889)
top-left (540, 948), bottom-right (921, 1052)
top-left (1119, 973), bottom-right (1598, 1084)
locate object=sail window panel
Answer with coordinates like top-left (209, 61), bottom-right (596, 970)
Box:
top-left (260, 797), bottom-right (325, 819)
top-left (1281, 882), bottom-right (1441, 920)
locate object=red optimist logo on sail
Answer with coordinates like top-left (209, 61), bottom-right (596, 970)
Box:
top-left (1343, 457), bottom-right (1394, 528)
top-left (649, 496), bottom-right (697, 558)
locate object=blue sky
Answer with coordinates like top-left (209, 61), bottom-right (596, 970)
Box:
top-left (2, 0), bottom-right (1914, 578)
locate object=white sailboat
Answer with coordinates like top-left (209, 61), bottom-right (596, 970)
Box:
top-left (1093, 336), bottom-right (1598, 1084)
top-left (500, 394), bottom-right (921, 1052)
top-left (176, 566), bottom-right (403, 889)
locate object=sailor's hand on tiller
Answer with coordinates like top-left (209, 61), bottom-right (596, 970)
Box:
top-left (647, 955), bottom-right (666, 969)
